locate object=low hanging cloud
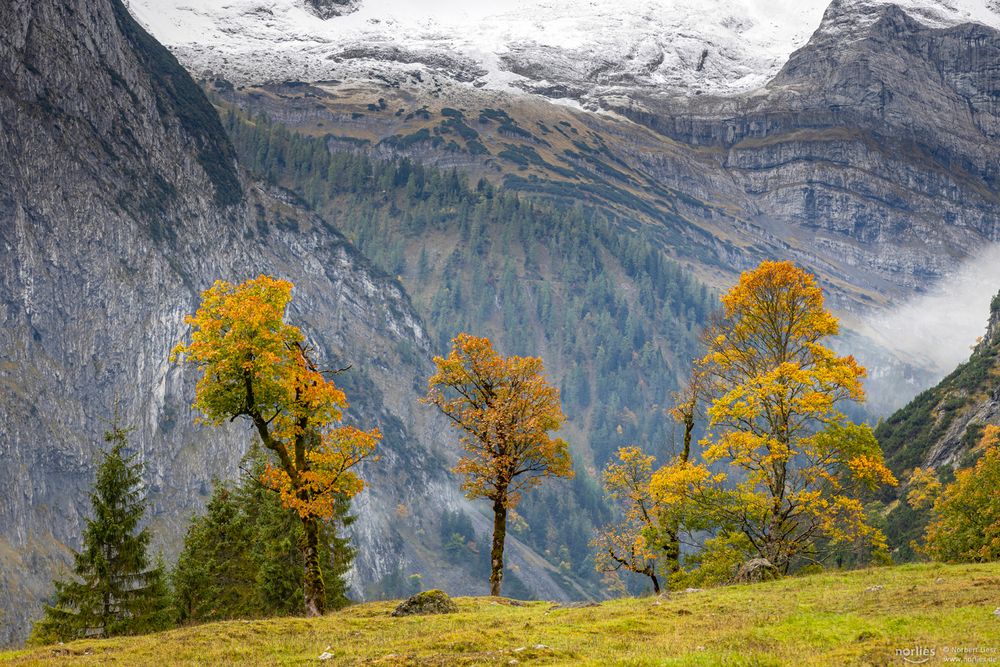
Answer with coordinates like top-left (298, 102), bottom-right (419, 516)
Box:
top-left (857, 244), bottom-right (1000, 378)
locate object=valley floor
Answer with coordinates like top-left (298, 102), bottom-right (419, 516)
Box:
top-left (2, 563), bottom-right (998, 666)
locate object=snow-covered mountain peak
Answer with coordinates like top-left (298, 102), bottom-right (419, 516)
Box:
top-left (126, 0), bottom-right (1000, 99)
top-left (813, 0), bottom-right (1000, 44)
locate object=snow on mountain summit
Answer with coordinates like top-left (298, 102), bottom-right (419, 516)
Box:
top-left (126, 0), bottom-right (1000, 97)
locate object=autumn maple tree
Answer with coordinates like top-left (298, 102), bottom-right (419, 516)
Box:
top-left (653, 261), bottom-right (897, 575)
top-left (424, 333), bottom-right (573, 596)
top-left (171, 275), bottom-right (380, 616)
top-left (592, 447), bottom-right (664, 593)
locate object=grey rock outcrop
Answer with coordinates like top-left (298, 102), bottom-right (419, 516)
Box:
top-left (733, 558), bottom-right (779, 584)
top-left (613, 2), bottom-right (1000, 296)
top-left (304, 0), bottom-right (359, 20)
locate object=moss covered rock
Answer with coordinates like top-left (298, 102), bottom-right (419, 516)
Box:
top-left (391, 590), bottom-right (459, 617)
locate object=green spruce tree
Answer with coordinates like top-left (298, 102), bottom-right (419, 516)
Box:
top-left (172, 484), bottom-right (257, 623)
top-left (172, 444), bottom-right (355, 623)
top-left (31, 421), bottom-right (172, 643)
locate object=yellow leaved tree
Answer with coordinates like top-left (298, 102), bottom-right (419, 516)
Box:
top-left (592, 447), bottom-right (664, 593)
top-left (171, 275), bottom-right (380, 616)
top-left (652, 261), bottom-right (896, 576)
top-left (424, 333), bottom-right (572, 596)
top-left (911, 424), bottom-right (1000, 562)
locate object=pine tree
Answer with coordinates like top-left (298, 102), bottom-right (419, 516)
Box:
top-left (250, 484), bottom-right (355, 614)
top-left (30, 421), bottom-right (173, 643)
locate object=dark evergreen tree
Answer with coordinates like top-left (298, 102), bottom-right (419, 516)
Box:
top-left (171, 444), bottom-right (355, 623)
top-left (241, 445), bottom-right (355, 615)
top-left (30, 421), bottom-right (172, 643)
top-left (172, 485), bottom-right (256, 622)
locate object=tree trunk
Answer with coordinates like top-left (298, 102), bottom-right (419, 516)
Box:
top-left (489, 497), bottom-right (508, 597)
top-left (681, 413), bottom-right (694, 463)
top-left (660, 411), bottom-right (693, 582)
top-left (649, 573), bottom-right (661, 595)
top-left (663, 526), bottom-right (681, 576)
top-left (302, 516), bottom-right (325, 617)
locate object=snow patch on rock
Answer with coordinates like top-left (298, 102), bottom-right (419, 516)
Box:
top-left (126, 0), bottom-right (1000, 98)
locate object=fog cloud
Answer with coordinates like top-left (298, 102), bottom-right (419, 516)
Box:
top-left (858, 244), bottom-right (1000, 378)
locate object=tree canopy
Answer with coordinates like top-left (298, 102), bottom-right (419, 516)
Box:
top-left (651, 261), bottom-right (897, 575)
top-left (911, 425), bottom-right (1000, 562)
top-left (425, 333), bottom-right (573, 595)
top-left (172, 275), bottom-right (379, 615)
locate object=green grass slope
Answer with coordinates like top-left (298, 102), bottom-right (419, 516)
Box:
top-left (5, 563), bottom-right (998, 666)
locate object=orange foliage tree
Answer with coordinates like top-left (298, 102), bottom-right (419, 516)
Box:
top-left (652, 261), bottom-right (897, 575)
top-left (424, 333), bottom-right (573, 596)
top-left (171, 275), bottom-right (380, 616)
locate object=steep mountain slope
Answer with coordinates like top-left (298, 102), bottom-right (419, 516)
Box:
top-left (876, 291), bottom-right (1000, 560)
top-left (140, 0), bottom-right (1000, 314)
top-left (0, 0), bottom-right (582, 646)
top-left (877, 293), bottom-right (1000, 476)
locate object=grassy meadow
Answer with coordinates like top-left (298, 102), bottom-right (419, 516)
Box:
top-left (3, 562), bottom-right (999, 666)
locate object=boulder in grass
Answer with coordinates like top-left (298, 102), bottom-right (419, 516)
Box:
top-left (733, 558), bottom-right (779, 583)
top-left (391, 589), bottom-right (459, 617)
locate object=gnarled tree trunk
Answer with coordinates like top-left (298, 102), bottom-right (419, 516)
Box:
top-left (489, 497), bottom-right (508, 596)
top-left (302, 516), bottom-right (325, 617)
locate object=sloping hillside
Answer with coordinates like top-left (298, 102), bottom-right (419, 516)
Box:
top-left (4, 562), bottom-right (999, 666)
top-left (877, 293), bottom-right (1000, 476)
top-left (876, 292), bottom-right (1000, 560)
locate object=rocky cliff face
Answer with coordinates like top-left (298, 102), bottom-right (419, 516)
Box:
top-left (0, 0), bottom-right (578, 646)
top-left (614, 2), bottom-right (1000, 295)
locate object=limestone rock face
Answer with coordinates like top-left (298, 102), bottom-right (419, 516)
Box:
top-left (0, 0), bottom-right (578, 645)
top-left (616, 2), bottom-right (1000, 295)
